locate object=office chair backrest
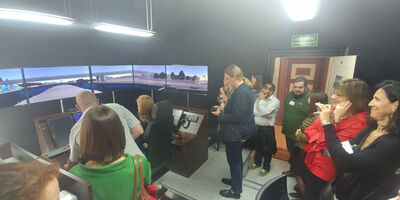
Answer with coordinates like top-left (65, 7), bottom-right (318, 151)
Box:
top-left (144, 100), bottom-right (173, 182)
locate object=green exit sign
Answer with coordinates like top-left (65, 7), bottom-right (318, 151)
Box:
top-left (291, 34), bottom-right (318, 47)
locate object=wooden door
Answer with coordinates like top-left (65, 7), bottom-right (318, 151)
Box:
top-left (275, 57), bottom-right (329, 125)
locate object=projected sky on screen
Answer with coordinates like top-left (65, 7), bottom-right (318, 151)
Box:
top-left (134, 65), bottom-right (165, 73)
top-left (0, 68), bottom-right (23, 81)
top-left (91, 65), bottom-right (132, 73)
top-left (166, 65), bottom-right (208, 77)
top-left (24, 66), bottom-right (90, 79)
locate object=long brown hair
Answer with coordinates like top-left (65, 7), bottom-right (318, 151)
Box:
top-left (136, 95), bottom-right (154, 123)
top-left (307, 91), bottom-right (328, 116)
top-left (0, 160), bottom-right (59, 200)
top-left (252, 73), bottom-right (263, 92)
top-left (80, 105), bottom-right (125, 165)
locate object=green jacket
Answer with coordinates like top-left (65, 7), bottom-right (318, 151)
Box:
top-left (70, 154), bottom-right (151, 200)
top-left (282, 91), bottom-right (309, 140)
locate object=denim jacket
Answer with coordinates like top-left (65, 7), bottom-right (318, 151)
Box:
top-left (218, 83), bottom-right (256, 142)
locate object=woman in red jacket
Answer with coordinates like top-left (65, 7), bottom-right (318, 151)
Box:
top-left (302, 79), bottom-right (370, 200)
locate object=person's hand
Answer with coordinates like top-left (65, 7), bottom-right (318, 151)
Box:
top-left (259, 91), bottom-right (266, 100)
top-left (219, 87), bottom-right (224, 93)
top-left (315, 103), bottom-right (334, 124)
top-left (333, 101), bottom-right (352, 123)
top-left (63, 163), bottom-right (70, 171)
top-left (215, 105), bottom-right (224, 112)
top-left (295, 129), bottom-right (302, 137)
top-left (211, 105), bottom-right (222, 116)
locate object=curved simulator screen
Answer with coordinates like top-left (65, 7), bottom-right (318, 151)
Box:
top-left (91, 65), bottom-right (134, 92)
top-left (133, 65), bottom-right (166, 90)
top-left (22, 66), bottom-right (92, 105)
top-left (0, 68), bottom-right (26, 108)
top-left (166, 65), bottom-right (208, 93)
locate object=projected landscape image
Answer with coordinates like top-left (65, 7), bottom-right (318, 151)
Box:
top-left (166, 65), bottom-right (208, 92)
top-left (19, 66), bottom-right (95, 105)
top-left (91, 65), bottom-right (134, 92)
top-left (0, 68), bottom-right (26, 108)
top-left (133, 65), bottom-right (166, 89)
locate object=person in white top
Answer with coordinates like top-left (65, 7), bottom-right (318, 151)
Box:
top-left (249, 83), bottom-right (280, 176)
top-left (64, 91), bottom-right (144, 170)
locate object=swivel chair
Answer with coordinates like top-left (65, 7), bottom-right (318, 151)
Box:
top-left (143, 100), bottom-right (174, 183)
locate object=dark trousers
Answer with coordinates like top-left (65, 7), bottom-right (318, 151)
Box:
top-left (285, 137), bottom-right (297, 154)
top-left (303, 167), bottom-right (328, 200)
top-left (225, 141), bottom-right (243, 194)
top-left (254, 126), bottom-right (275, 171)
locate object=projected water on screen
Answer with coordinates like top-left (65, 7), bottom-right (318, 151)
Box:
top-left (0, 68), bottom-right (26, 108)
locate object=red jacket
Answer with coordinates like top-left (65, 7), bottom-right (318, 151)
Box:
top-left (304, 111), bottom-right (368, 181)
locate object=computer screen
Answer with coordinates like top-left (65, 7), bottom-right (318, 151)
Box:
top-left (166, 65), bottom-right (208, 92)
top-left (46, 115), bottom-right (75, 148)
top-left (91, 65), bottom-right (134, 92)
top-left (0, 68), bottom-right (26, 108)
top-left (133, 65), bottom-right (166, 90)
top-left (73, 112), bottom-right (83, 122)
top-left (23, 66), bottom-right (91, 104)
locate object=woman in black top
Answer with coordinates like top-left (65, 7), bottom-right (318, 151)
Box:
top-left (317, 80), bottom-right (400, 199)
top-left (212, 64), bottom-right (256, 199)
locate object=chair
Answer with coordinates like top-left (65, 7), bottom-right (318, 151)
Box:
top-left (255, 174), bottom-right (289, 200)
top-left (143, 100), bottom-right (174, 183)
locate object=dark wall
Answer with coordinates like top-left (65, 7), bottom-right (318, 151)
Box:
top-left (0, 0), bottom-right (399, 152)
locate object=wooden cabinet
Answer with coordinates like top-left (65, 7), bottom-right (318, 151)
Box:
top-left (169, 106), bottom-right (209, 177)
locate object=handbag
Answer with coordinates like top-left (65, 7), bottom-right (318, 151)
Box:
top-left (133, 155), bottom-right (157, 200)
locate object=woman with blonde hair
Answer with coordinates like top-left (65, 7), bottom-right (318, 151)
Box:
top-left (136, 95), bottom-right (154, 152)
top-left (211, 64), bottom-right (256, 199)
top-left (136, 95), bottom-right (154, 129)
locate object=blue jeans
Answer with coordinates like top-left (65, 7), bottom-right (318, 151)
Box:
top-left (285, 137), bottom-right (297, 154)
top-left (225, 141), bottom-right (243, 194)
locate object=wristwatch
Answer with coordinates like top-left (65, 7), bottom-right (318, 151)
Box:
top-left (321, 121), bottom-right (332, 126)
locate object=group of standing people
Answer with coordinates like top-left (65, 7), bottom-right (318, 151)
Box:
top-left (212, 64), bottom-right (400, 200)
top-left (212, 65), bottom-right (281, 199)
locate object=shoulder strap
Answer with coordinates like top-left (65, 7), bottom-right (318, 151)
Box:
top-left (137, 155), bottom-right (150, 200)
top-left (133, 156), bottom-right (138, 200)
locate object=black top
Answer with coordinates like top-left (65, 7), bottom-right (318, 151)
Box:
top-left (218, 83), bottom-right (256, 142)
top-left (323, 124), bottom-right (400, 200)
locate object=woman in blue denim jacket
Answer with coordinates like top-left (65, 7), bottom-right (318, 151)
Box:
top-left (212, 64), bottom-right (256, 199)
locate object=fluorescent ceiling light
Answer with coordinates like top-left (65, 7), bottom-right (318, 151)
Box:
top-left (0, 8), bottom-right (74, 25)
top-left (282, 0), bottom-right (318, 21)
top-left (93, 23), bottom-right (154, 37)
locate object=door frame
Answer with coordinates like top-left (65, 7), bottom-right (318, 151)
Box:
top-left (264, 48), bottom-right (345, 82)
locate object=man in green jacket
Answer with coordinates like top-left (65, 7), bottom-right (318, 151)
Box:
top-left (282, 76), bottom-right (309, 154)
